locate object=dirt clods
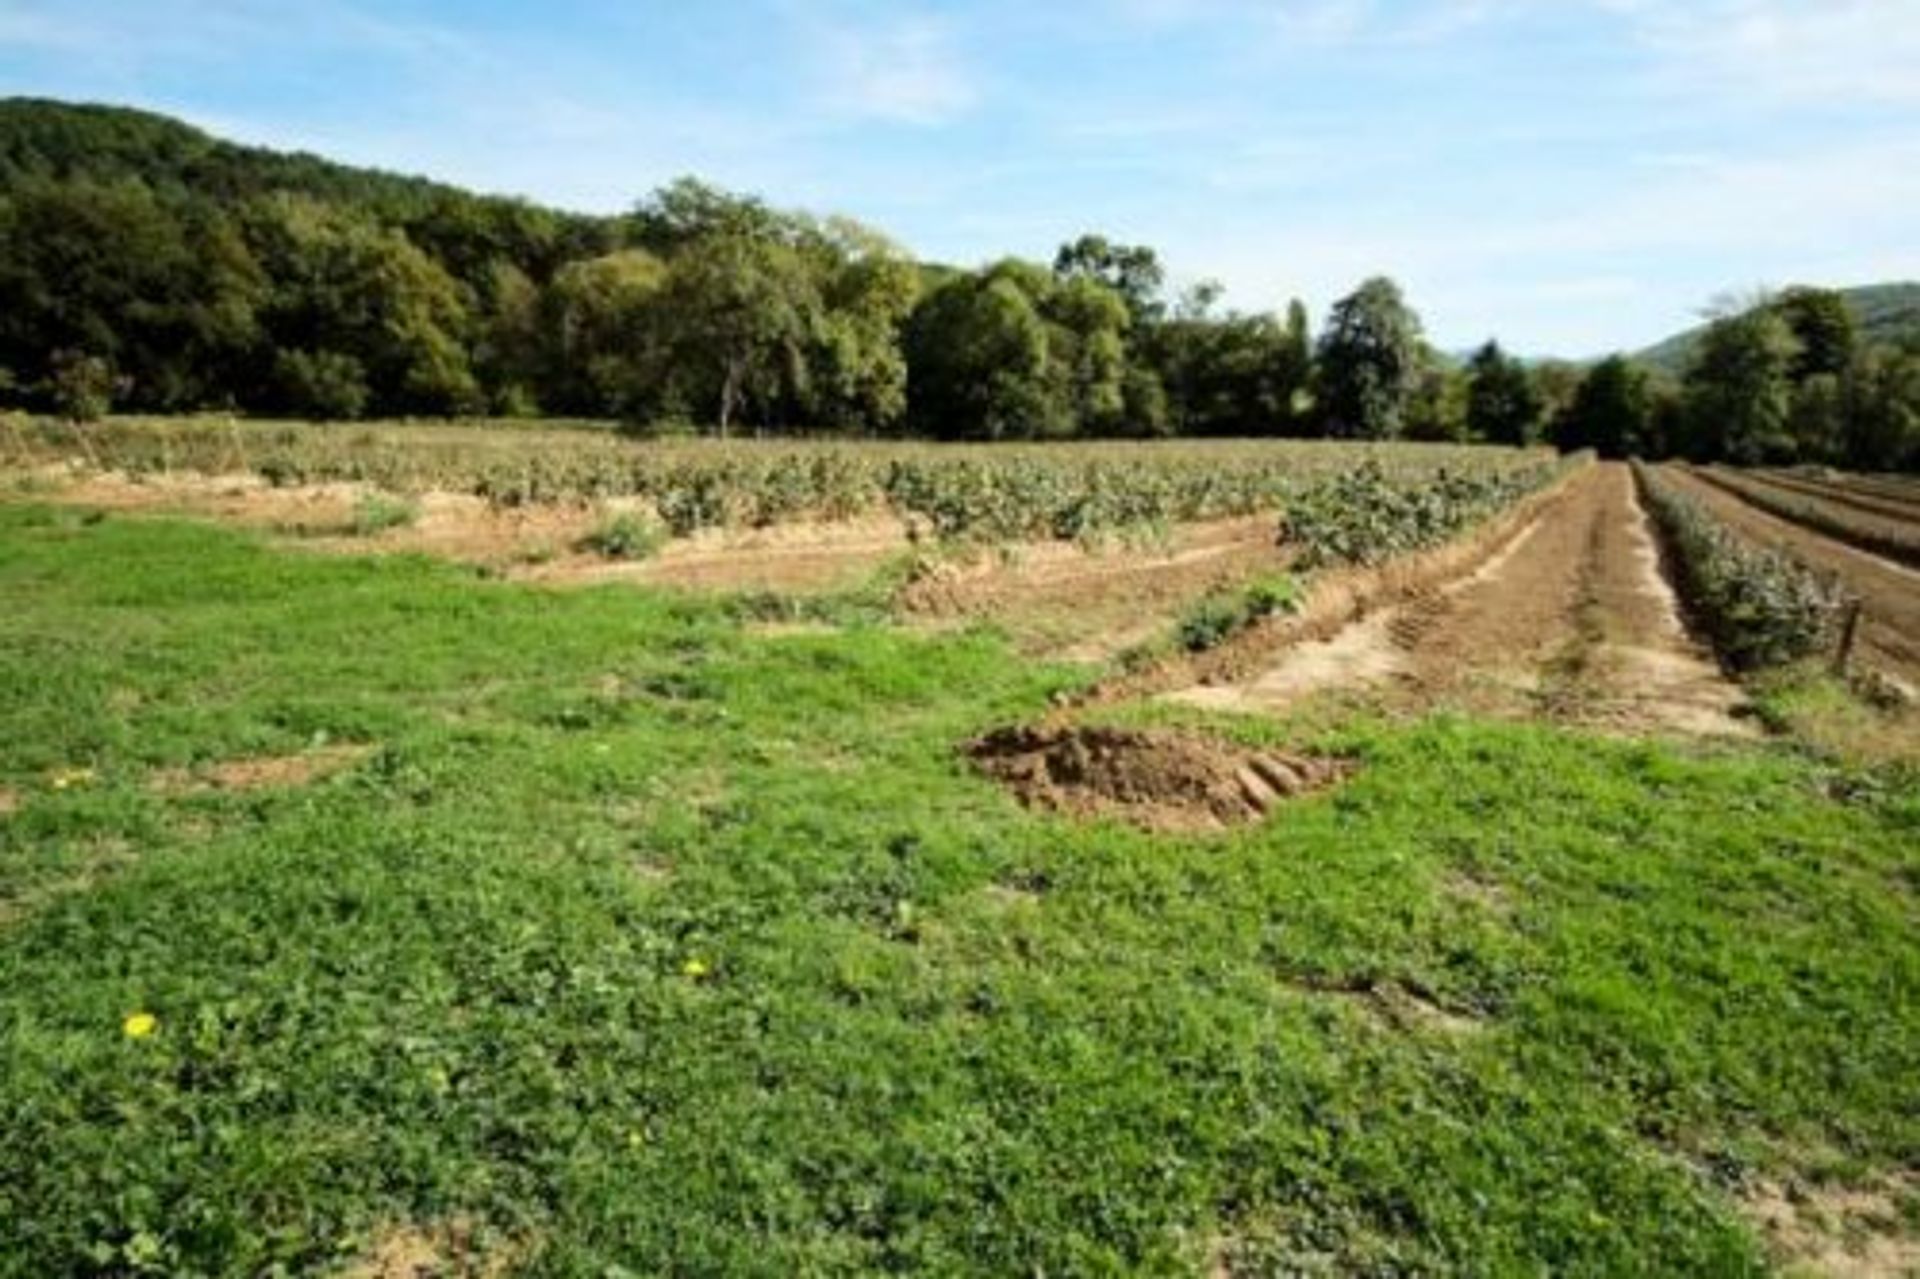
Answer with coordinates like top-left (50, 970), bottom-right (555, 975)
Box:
top-left (968, 725), bottom-right (1353, 831)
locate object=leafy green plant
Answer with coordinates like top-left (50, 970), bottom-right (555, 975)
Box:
top-left (1281, 457), bottom-right (1571, 568)
top-left (577, 512), bottom-right (665, 560)
top-left (350, 491), bottom-right (418, 536)
top-left (1633, 462), bottom-right (1844, 670)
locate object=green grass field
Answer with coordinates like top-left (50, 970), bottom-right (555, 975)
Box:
top-left (2, 503), bottom-right (1916, 1275)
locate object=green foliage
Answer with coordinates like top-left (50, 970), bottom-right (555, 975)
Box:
top-left (1315, 277), bottom-right (1424, 439)
top-left (46, 350), bottom-right (117, 424)
top-left (1683, 307), bottom-right (1799, 465)
top-left (1465, 340), bottom-right (1542, 446)
top-left (576, 511), bottom-right (665, 560)
top-left (0, 506), bottom-right (1913, 1272)
top-left (1177, 573), bottom-right (1304, 652)
top-left (1555, 355), bottom-right (1659, 460)
top-left (1691, 467), bottom-right (1920, 569)
top-left (273, 349), bottom-right (369, 421)
top-left (1282, 456), bottom-right (1567, 567)
top-left (1633, 463), bottom-right (1843, 670)
top-left (350, 490), bottom-right (419, 536)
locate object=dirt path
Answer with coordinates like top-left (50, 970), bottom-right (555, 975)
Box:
top-left (1659, 465), bottom-right (1920, 689)
top-left (1174, 464), bottom-right (1753, 736)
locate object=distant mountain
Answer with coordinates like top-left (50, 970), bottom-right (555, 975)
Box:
top-left (1635, 283), bottom-right (1920, 375)
top-left (0, 97), bottom-right (594, 230)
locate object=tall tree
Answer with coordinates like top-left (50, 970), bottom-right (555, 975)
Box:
top-left (1315, 277), bottom-right (1422, 439)
top-left (905, 265), bottom-right (1061, 441)
top-left (1052, 234), bottom-right (1166, 326)
top-left (1682, 308), bottom-right (1799, 463)
top-left (1556, 355), bottom-right (1654, 459)
top-left (1464, 340), bottom-right (1541, 445)
top-left (661, 232), bottom-right (821, 436)
top-left (1772, 285), bottom-right (1856, 382)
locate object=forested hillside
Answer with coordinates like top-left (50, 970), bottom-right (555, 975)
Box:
top-left (1637, 283), bottom-right (1920, 376)
top-left (0, 98), bottom-right (1914, 467)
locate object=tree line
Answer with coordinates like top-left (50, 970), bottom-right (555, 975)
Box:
top-left (0, 100), bottom-right (1913, 468)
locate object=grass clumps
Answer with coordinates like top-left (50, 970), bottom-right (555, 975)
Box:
top-left (576, 511), bottom-right (666, 560)
top-left (350, 490), bottom-right (419, 536)
top-left (1633, 462), bottom-right (1846, 671)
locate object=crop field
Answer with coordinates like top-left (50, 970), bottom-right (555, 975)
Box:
top-left (2, 425), bottom-right (1918, 1276)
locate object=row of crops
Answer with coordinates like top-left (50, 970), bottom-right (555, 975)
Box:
top-left (2, 415), bottom-right (1557, 545)
top-left (1633, 463), bottom-right (1848, 671)
top-left (1686, 465), bottom-right (1920, 569)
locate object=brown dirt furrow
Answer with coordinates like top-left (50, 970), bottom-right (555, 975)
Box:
top-left (903, 515), bottom-right (1293, 659)
top-left (1659, 465), bottom-right (1920, 688)
top-left (1174, 464), bottom-right (1753, 736)
top-left (1751, 470), bottom-right (1920, 523)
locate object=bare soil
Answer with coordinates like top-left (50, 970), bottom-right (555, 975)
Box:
top-left (1659, 465), bottom-right (1920, 691)
top-left (338, 1219), bottom-right (524, 1279)
top-left (901, 516), bottom-right (1292, 659)
top-left (148, 744), bottom-right (374, 796)
top-left (1174, 465), bottom-right (1753, 737)
top-left (1751, 469), bottom-right (1920, 523)
top-left (1743, 1173), bottom-right (1920, 1279)
top-left (967, 724), bottom-right (1353, 832)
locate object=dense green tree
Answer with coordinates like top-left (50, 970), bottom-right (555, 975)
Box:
top-left (545, 249), bottom-right (670, 416)
top-left (661, 232), bottom-right (821, 435)
top-left (1841, 344), bottom-right (1920, 471)
top-left (1315, 277), bottom-right (1423, 439)
top-left (1772, 285), bottom-right (1856, 382)
top-left (241, 194), bottom-right (480, 416)
top-left (1464, 340), bottom-right (1541, 445)
top-left (0, 179), bottom-right (263, 410)
top-left (1682, 308), bottom-right (1799, 463)
top-left (1053, 234), bottom-right (1166, 326)
top-left (1556, 355), bottom-right (1654, 459)
top-left (1402, 353), bottom-right (1470, 442)
top-left (906, 266), bottom-right (1060, 440)
top-left (805, 218), bottom-right (920, 433)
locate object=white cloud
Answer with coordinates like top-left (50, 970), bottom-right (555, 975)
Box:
top-left (1602, 0), bottom-right (1920, 105)
top-left (813, 15), bottom-right (977, 126)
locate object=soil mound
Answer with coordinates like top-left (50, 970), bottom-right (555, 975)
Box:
top-left (968, 725), bottom-right (1352, 831)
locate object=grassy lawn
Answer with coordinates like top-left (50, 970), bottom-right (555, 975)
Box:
top-left (1, 504), bottom-right (1915, 1275)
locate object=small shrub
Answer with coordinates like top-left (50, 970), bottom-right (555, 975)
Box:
top-left (1243, 573), bottom-right (1301, 619)
top-left (48, 351), bottom-right (118, 424)
top-left (577, 512), bottom-right (665, 560)
top-left (352, 491), bottom-right (419, 536)
top-left (1177, 596), bottom-right (1244, 653)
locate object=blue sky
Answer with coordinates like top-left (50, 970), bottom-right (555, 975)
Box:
top-left (2, 0), bottom-right (1916, 354)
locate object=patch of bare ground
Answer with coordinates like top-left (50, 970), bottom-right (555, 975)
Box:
top-left (1743, 1173), bottom-right (1920, 1278)
top-left (1290, 973), bottom-right (1485, 1036)
top-left (901, 516), bottom-right (1293, 659)
top-left (336, 1218), bottom-right (528, 1279)
top-left (1081, 467), bottom-right (1583, 717)
top-left (1661, 464), bottom-right (1920, 693)
top-left (523, 514), bottom-right (910, 594)
top-left (967, 724), bottom-right (1353, 832)
top-left (1440, 870), bottom-right (1512, 917)
top-left (0, 787), bottom-right (17, 817)
top-left (1170, 464), bottom-right (1756, 738)
top-left (148, 743), bottom-right (374, 796)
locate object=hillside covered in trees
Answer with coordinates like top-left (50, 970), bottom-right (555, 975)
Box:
top-left (1, 98), bottom-right (1914, 469)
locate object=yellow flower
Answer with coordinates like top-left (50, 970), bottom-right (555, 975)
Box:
top-left (122, 1012), bottom-right (158, 1039)
top-left (50, 767), bottom-right (96, 792)
top-left (681, 958), bottom-right (710, 979)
